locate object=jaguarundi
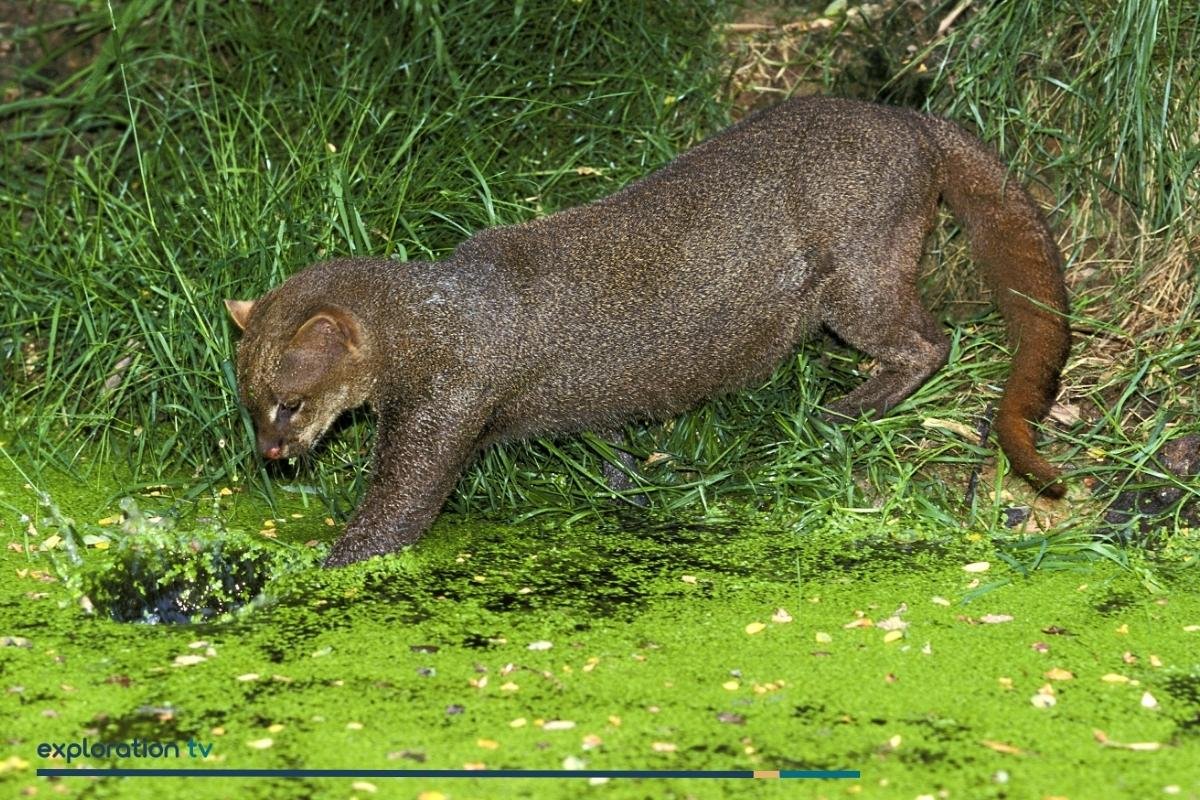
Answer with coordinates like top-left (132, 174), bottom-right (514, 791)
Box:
top-left (226, 96), bottom-right (1071, 567)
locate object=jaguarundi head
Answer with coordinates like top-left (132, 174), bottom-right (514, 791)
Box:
top-left (225, 297), bottom-right (373, 461)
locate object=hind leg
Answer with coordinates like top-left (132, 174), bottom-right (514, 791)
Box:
top-left (820, 240), bottom-right (950, 420)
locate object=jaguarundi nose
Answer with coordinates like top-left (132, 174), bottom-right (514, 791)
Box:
top-left (258, 436), bottom-right (284, 460)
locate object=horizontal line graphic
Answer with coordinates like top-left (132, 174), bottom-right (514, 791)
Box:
top-left (37, 768), bottom-right (861, 780)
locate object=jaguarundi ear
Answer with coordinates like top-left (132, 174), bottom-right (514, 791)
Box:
top-left (286, 308), bottom-right (364, 365)
top-left (224, 299), bottom-right (256, 331)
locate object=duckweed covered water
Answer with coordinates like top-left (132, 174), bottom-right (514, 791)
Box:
top-left (2, 468), bottom-right (1199, 799)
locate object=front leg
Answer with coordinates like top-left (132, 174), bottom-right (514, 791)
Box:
top-left (324, 398), bottom-right (486, 567)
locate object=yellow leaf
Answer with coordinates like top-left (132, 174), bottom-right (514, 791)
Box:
top-left (744, 622), bottom-right (766, 635)
top-left (981, 739), bottom-right (1023, 755)
top-left (0, 755), bottom-right (30, 774)
top-left (921, 417), bottom-right (977, 439)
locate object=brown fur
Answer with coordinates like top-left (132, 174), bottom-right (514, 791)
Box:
top-left (226, 96), bottom-right (1070, 567)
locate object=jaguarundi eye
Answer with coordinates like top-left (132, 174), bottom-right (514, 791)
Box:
top-left (277, 399), bottom-right (303, 417)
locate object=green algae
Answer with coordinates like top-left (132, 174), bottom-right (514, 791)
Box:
top-left (1, 465), bottom-right (1198, 800)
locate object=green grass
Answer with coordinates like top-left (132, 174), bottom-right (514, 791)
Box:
top-left (3, 0), bottom-right (1198, 541)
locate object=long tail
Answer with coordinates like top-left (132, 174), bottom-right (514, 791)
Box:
top-left (930, 119), bottom-right (1071, 498)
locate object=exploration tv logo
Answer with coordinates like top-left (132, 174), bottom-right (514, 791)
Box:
top-left (38, 738), bottom-right (215, 763)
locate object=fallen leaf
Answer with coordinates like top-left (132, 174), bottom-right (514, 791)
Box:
top-left (921, 417), bottom-right (977, 439)
top-left (651, 742), bottom-right (677, 752)
top-left (1031, 693), bottom-right (1056, 709)
top-left (1094, 728), bottom-right (1162, 751)
top-left (963, 561), bottom-right (991, 573)
top-left (980, 614), bottom-right (1014, 624)
top-left (771, 608), bottom-right (793, 623)
top-left (1044, 668), bottom-right (1074, 681)
top-left (1031, 686), bottom-right (1056, 708)
top-left (0, 756), bottom-right (30, 773)
top-left (744, 622), bottom-right (766, 635)
top-left (981, 740), bottom-right (1023, 755)
top-left (1048, 402), bottom-right (1082, 425)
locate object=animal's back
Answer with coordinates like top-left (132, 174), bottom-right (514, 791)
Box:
top-left (470, 97), bottom-right (947, 425)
